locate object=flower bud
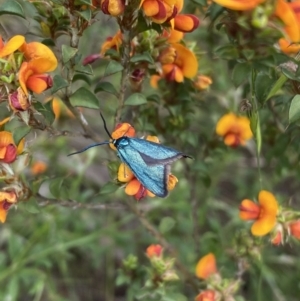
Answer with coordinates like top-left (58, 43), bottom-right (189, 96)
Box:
top-left (146, 244), bottom-right (163, 258)
top-left (9, 87), bottom-right (30, 112)
top-left (289, 220), bottom-right (300, 239)
top-left (194, 75), bottom-right (213, 91)
top-left (83, 54), bottom-right (101, 65)
top-left (159, 47), bottom-right (176, 65)
top-left (101, 0), bottom-right (125, 16)
top-left (195, 290), bottom-right (216, 301)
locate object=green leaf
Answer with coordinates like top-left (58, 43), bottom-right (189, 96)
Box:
top-left (125, 93), bottom-right (147, 106)
top-left (78, 8), bottom-right (91, 21)
top-left (49, 178), bottom-right (64, 199)
top-left (289, 95), bottom-right (300, 124)
top-left (74, 64), bottom-right (93, 75)
top-left (255, 72), bottom-right (275, 104)
top-left (159, 217), bottom-right (176, 234)
top-left (94, 82), bottom-right (118, 95)
top-left (232, 63), bottom-right (251, 87)
top-left (69, 87), bottom-right (99, 109)
top-left (130, 52), bottom-right (154, 64)
top-left (25, 197), bottom-right (41, 214)
top-left (99, 182), bottom-right (119, 195)
top-left (265, 74), bottom-right (287, 101)
top-left (51, 75), bottom-right (68, 94)
top-left (0, 0), bottom-right (25, 18)
top-left (75, 0), bottom-right (92, 5)
top-left (105, 60), bottom-right (123, 76)
top-left (73, 73), bottom-right (92, 85)
top-left (33, 101), bottom-right (55, 125)
top-left (13, 126), bottom-right (31, 146)
top-left (62, 45), bottom-right (78, 64)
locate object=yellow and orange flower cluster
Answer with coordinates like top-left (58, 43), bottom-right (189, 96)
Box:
top-left (0, 35), bottom-right (57, 111)
top-left (216, 113), bottom-right (253, 147)
top-left (111, 123), bottom-right (178, 200)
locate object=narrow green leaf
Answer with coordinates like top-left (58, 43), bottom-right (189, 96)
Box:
top-left (51, 75), bottom-right (68, 94)
top-left (62, 45), bottom-right (78, 64)
top-left (94, 82), bottom-right (118, 95)
top-left (289, 95), bottom-right (300, 124)
top-left (0, 0), bottom-right (25, 18)
top-left (255, 73), bottom-right (275, 104)
top-left (159, 217), bottom-right (176, 234)
top-left (130, 53), bottom-right (154, 64)
top-left (69, 87), bottom-right (99, 109)
top-left (125, 93), bottom-right (147, 106)
top-left (99, 182), bottom-right (119, 195)
top-left (266, 74), bottom-right (287, 101)
top-left (13, 126), bottom-right (31, 146)
top-left (105, 60), bottom-right (123, 76)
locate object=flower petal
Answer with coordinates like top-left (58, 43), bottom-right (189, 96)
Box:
top-left (125, 179), bottom-right (141, 195)
top-left (251, 214), bottom-right (276, 236)
top-left (213, 0), bottom-right (266, 11)
top-left (195, 253), bottom-right (217, 279)
top-left (258, 190), bottom-right (278, 217)
top-left (174, 14), bottom-right (200, 33)
top-left (239, 199), bottom-right (260, 220)
top-left (0, 35), bottom-right (25, 58)
top-left (118, 163), bottom-right (134, 182)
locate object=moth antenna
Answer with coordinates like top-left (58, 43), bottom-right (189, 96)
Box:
top-left (100, 112), bottom-right (113, 139)
top-left (68, 142), bottom-right (110, 156)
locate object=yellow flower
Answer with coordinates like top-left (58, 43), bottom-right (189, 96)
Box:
top-left (0, 131), bottom-right (24, 164)
top-left (212, 0), bottom-right (266, 11)
top-left (195, 253), bottom-right (217, 279)
top-left (239, 190), bottom-right (278, 236)
top-left (0, 191), bottom-right (17, 223)
top-left (216, 113), bottom-right (252, 147)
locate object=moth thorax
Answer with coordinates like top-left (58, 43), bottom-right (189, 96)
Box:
top-left (114, 137), bottom-right (129, 148)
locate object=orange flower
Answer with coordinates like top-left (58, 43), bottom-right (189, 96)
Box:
top-left (31, 161), bottom-right (48, 175)
top-left (146, 244), bottom-right (163, 258)
top-left (239, 190), bottom-right (278, 236)
top-left (162, 43), bottom-right (198, 82)
top-left (212, 0), bottom-right (266, 11)
top-left (101, 0), bottom-right (125, 16)
top-left (216, 113), bottom-right (252, 147)
top-left (150, 74), bottom-right (162, 89)
top-left (195, 290), bottom-right (216, 301)
top-left (8, 87), bottom-right (31, 112)
top-left (173, 14), bottom-right (200, 33)
top-left (141, 0), bottom-right (177, 24)
top-left (194, 75), bottom-right (213, 90)
top-left (19, 41), bottom-right (57, 95)
top-left (100, 31), bottom-right (123, 56)
top-left (0, 131), bottom-right (24, 164)
top-left (162, 29), bottom-right (184, 43)
top-left (159, 46), bottom-right (177, 64)
top-left (289, 220), bottom-right (300, 239)
top-left (0, 191), bottom-right (17, 223)
top-left (110, 122), bottom-right (136, 150)
top-left (0, 35), bottom-right (25, 58)
top-left (275, 1), bottom-right (300, 54)
top-left (195, 253), bottom-right (217, 279)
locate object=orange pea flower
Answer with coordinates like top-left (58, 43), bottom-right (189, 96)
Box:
top-left (0, 191), bottom-right (17, 223)
top-left (162, 29), bottom-right (184, 43)
top-left (146, 244), bottom-right (163, 258)
top-left (216, 113), bottom-right (252, 147)
top-left (194, 75), bottom-right (213, 90)
top-left (31, 161), bottom-right (48, 175)
top-left (212, 0), bottom-right (266, 11)
top-left (275, 0), bottom-right (300, 54)
top-left (195, 253), bottom-right (217, 280)
top-left (0, 131), bottom-right (24, 164)
top-left (172, 14), bottom-right (200, 33)
top-left (195, 290), bottom-right (216, 301)
top-left (110, 122), bottom-right (136, 150)
top-left (162, 43), bottom-right (198, 82)
top-left (289, 220), bottom-right (300, 239)
top-left (18, 41), bottom-right (57, 95)
top-left (0, 35), bottom-right (25, 58)
top-left (141, 0), bottom-right (177, 24)
top-left (100, 31), bottom-right (123, 56)
top-left (239, 190), bottom-right (278, 236)
top-left (101, 0), bottom-right (125, 16)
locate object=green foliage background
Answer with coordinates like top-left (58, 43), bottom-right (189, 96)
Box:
top-left (1, 0), bottom-right (300, 300)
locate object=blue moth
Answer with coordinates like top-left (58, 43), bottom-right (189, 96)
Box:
top-left (68, 113), bottom-right (191, 198)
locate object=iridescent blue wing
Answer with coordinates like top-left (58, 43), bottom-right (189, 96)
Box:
top-left (116, 138), bottom-right (187, 197)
